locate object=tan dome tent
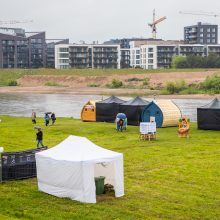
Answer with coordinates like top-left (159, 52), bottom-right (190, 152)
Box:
top-left (81, 100), bottom-right (96, 122)
top-left (142, 100), bottom-right (182, 127)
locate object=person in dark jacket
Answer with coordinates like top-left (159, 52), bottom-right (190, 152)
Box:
top-left (36, 128), bottom-right (44, 148)
top-left (51, 112), bottom-right (56, 125)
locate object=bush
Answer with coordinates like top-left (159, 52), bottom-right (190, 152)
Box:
top-left (106, 79), bottom-right (123, 88)
top-left (87, 83), bottom-right (100, 87)
top-left (45, 81), bottom-right (63, 86)
top-left (165, 80), bottom-right (187, 94)
top-left (127, 77), bottom-right (143, 82)
top-left (143, 77), bottom-right (150, 86)
top-left (7, 80), bottom-right (18, 86)
top-left (200, 74), bottom-right (220, 93)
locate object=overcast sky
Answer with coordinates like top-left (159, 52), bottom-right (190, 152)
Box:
top-left (1, 0), bottom-right (220, 43)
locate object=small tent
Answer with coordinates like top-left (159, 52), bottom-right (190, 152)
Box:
top-left (81, 100), bottom-right (96, 122)
top-left (96, 96), bottom-right (125, 122)
top-left (197, 98), bottom-right (220, 130)
top-left (142, 100), bottom-right (182, 127)
top-left (119, 96), bottom-right (149, 126)
top-left (35, 135), bottom-right (124, 203)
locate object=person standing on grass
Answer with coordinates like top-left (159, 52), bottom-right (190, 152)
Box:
top-left (36, 128), bottom-right (44, 148)
top-left (31, 110), bottom-right (37, 124)
top-left (51, 112), bottom-right (56, 125)
top-left (44, 113), bottom-right (50, 126)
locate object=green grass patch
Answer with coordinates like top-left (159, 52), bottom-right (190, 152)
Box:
top-left (45, 81), bottom-right (64, 87)
top-left (0, 116), bottom-right (220, 219)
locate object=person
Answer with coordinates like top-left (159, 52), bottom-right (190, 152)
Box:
top-left (51, 112), bottom-right (56, 125)
top-left (36, 128), bottom-right (44, 148)
top-left (44, 113), bottom-right (50, 126)
top-left (118, 119), bottom-right (124, 132)
top-left (31, 110), bottom-right (36, 124)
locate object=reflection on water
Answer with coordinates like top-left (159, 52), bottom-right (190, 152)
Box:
top-left (0, 93), bottom-right (211, 122)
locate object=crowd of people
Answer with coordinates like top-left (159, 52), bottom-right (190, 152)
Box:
top-left (31, 111), bottom-right (57, 148)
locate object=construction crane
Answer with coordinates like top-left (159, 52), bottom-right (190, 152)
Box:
top-left (148, 9), bottom-right (166, 39)
top-left (0, 20), bottom-right (33, 26)
top-left (179, 11), bottom-right (220, 18)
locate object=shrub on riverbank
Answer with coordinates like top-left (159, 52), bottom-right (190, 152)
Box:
top-left (106, 79), bottom-right (123, 88)
top-left (7, 80), bottom-right (17, 86)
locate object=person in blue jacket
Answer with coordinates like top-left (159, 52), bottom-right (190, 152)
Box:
top-left (44, 113), bottom-right (50, 126)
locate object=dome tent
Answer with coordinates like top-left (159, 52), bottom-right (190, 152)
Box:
top-left (141, 100), bottom-right (182, 128)
top-left (81, 100), bottom-right (96, 122)
top-left (197, 98), bottom-right (220, 130)
top-left (119, 96), bottom-right (149, 126)
top-left (96, 96), bottom-right (125, 122)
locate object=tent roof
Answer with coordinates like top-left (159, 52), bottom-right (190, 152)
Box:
top-left (121, 96), bottom-right (149, 106)
top-left (36, 135), bottom-right (122, 162)
top-left (199, 98), bottom-right (220, 109)
top-left (97, 96), bottom-right (125, 104)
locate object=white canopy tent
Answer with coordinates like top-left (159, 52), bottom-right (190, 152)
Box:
top-left (35, 135), bottom-right (124, 203)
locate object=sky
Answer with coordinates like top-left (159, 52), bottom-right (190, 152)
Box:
top-left (1, 0), bottom-right (220, 43)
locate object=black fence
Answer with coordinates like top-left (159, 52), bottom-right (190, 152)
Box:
top-left (0, 146), bottom-right (47, 182)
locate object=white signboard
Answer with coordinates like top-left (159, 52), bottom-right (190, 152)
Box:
top-left (140, 122), bottom-right (156, 134)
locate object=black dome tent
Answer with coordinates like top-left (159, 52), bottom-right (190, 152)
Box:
top-left (119, 96), bottom-right (149, 126)
top-left (197, 98), bottom-right (220, 130)
top-left (96, 96), bottom-right (125, 122)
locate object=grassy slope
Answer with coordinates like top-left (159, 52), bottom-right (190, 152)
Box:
top-left (0, 116), bottom-right (220, 220)
top-left (0, 68), bottom-right (215, 86)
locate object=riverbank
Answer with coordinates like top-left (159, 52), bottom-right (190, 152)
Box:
top-left (0, 116), bottom-right (220, 219)
top-left (0, 86), bottom-right (219, 99)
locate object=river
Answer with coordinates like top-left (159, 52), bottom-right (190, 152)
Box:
top-left (0, 93), bottom-right (211, 122)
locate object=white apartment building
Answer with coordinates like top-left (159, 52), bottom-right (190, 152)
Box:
top-left (55, 44), bottom-right (121, 69)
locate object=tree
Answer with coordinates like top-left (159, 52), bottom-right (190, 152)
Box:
top-left (171, 55), bottom-right (188, 68)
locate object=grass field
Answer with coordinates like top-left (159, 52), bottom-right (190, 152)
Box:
top-left (0, 116), bottom-right (220, 220)
top-left (0, 68), bottom-right (215, 86)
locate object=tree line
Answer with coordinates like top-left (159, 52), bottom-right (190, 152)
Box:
top-left (171, 54), bottom-right (220, 68)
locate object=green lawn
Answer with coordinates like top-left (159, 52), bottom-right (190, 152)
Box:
top-left (0, 68), bottom-right (216, 86)
top-left (0, 116), bottom-right (220, 220)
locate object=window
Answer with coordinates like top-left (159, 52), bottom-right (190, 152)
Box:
top-left (148, 48), bottom-right (153, 52)
top-left (148, 59), bottom-right (153, 64)
top-left (136, 60), bottom-right (140, 64)
top-left (148, 65), bottom-right (153, 69)
top-left (207, 33), bottom-right (210, 37)
top-left (200, 28), bottom-right (203, 32)
top-left (136, 50), bottom-right (140, 54)
top-left (136, 55), bottom-right (140, 59)
top-left (212, 28), bottom-right (216, 32)
top-left (212, 34), bottom-right (216, 38)
top-left (212, 39), bottom-right (216, 43)
top-left (200, 39), bottom-right (203, 43)
top-left (59, 48), bottom-right (69, 52)
top-left (207, 39), bottom-right (210, 43)
top-left (148, 53), bottom-right (153, 58)
top-left (207, 28), bottom-right (211, 32)
top-left (200, 33), bottom-right (203, 37)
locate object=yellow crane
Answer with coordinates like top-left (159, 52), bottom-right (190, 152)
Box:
top-left (148, 9), bottom-right (166, 39)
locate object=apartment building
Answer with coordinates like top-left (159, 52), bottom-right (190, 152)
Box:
top-left (46, 39), bottom-right (69, 68)
top-left (0, 27), bottom-right (69, 68)
top-left (0, 28), bottom-right (46, 68)
top-left (130, 40), bottom-right (220, 69)
top-left (55, 44), bottom-right (121, 69)
top-left (104, 38), bottom-right (162, 68)
top-left (184, 22), bottom-right (218, 45)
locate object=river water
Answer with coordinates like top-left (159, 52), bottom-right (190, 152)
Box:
top-left (0, 93), bottom-right (211, 122)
